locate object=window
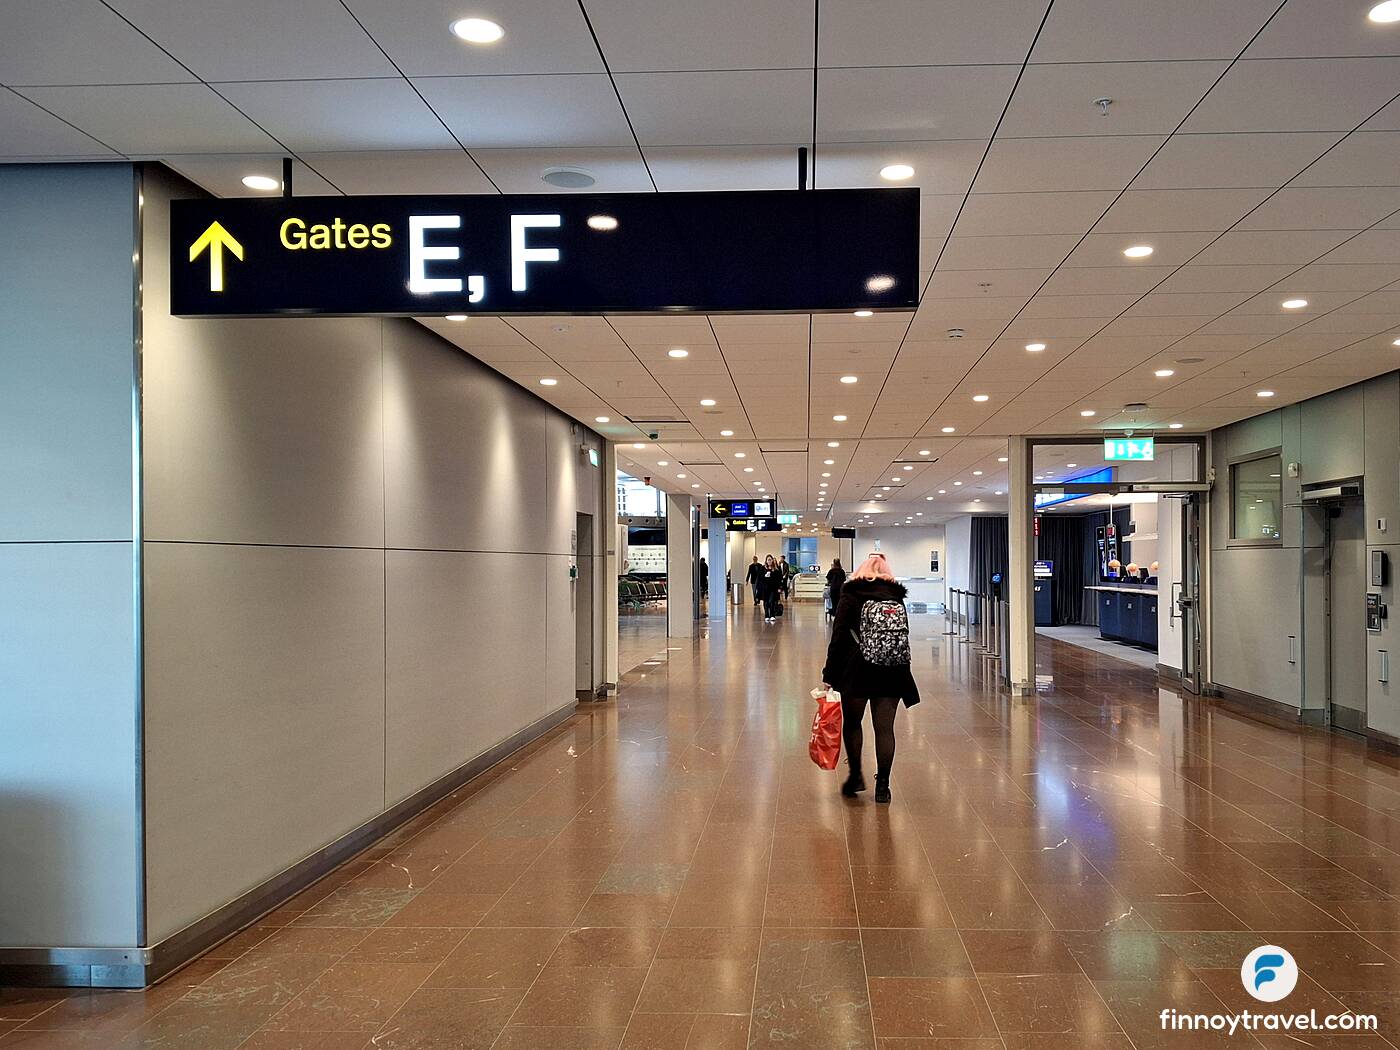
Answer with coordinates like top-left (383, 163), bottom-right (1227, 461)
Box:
top-left (784, 537), bottom-right (819, 572)
top-left (1231, 453), bottom-right (1283, 542)
top-left (616, 472), bottom-right (665, 517)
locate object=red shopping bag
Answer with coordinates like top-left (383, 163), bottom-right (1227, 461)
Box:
top-left (808, 689), bottom-right (843, 770)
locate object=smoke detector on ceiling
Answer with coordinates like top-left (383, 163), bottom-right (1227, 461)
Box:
top-left (946, 328), bottom-right (965, 339)
top-left (541, 166), bottom-right (596, 189)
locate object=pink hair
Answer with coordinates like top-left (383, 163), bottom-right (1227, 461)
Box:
top-left (850, 553), bottom-right (896, 581)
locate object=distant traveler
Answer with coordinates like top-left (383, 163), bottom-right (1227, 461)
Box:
top-left (778, 556), bottom-right (792, 598)
top-left (761, 555), bottom-right (784, 622)
top-left (821, 553), bottom-right (919, 803)
top-left (826, 558), bottom-right (846, 613)
top-left (746, 556), bottom-right (763, 605)
top-left (700, 557), bottom-right (708, 598)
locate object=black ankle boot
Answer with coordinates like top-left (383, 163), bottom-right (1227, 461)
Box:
top-left (841, 770), bottom-right (866, 797)
top-left (874, 776), bottom-right (891, 804)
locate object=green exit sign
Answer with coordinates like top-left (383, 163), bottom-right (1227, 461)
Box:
top-left (1104, 437), bottom-right (1155, 462)
top-left (777, 512), bottom-right (799, 525)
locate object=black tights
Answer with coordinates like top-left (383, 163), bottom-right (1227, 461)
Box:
top-left (763, 592), bottom-right (780, 616)
top-left (842, 696), bottom-right (899, 780)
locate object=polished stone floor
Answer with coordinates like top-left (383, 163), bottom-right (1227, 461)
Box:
top-left (5, 604), bottom-right (1400, 1049)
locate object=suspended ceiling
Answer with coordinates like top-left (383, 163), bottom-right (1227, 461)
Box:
top-left (4, 0), bottom-right (1400, 523)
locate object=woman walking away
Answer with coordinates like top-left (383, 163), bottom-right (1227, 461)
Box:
top-left (760, 555), bottom-right (783, 622)
top-left (821, 553), bottom-right (919, 803)
top-left (825, 558), bottom-right (846, 618)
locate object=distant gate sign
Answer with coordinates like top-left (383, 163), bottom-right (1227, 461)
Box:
top-left (1103, 437), bottom-right (1155, 462)
top-left (170, 189), bottom-right (919, 317)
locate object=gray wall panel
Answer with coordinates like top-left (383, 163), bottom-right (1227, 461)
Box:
top-left (383, 550), bottom-right (547, 806)
top-left (1211, 546), bottom-right (1301, 705)
top-left (382, 321), bottom-right (549, 554)
top-left (0, 543), bottom-right (139, 946)
top-left (0, 165), bottom-right (136, 543)
top-left (546, 557), bottom-right (576, 711)
top-left (143, 541), bottom-right (386, 941)
top-left (1301, 386), bottom-right (1364, 486)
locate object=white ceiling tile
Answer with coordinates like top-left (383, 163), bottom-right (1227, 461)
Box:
top-left (415, 74), bottom-right (633, 148)
top-left (1317, 230), bottom-right (1400, 265)
top-left (818, 66), bottom-right (1017, 142)
top-left (17, 84), bottom-right (280, 154)
top-left (617, 70), bottom-right (812, 146)
top-left (1362, 97), bottom-right (1400, 132)
top-left (1094, 188), bottom-right (1274, 232)
top-left (301, 150), bottom-right (496, 194)
top-left (1236, 186), bottom-right (1400, 230)
top-left (1130, 132), bottom-right (1340, 189)
top-left (162, 154), bottom-right (339, 197)
top-left (1020, 294), bottom-right (1139, 318)
top-left (585, 0), bottom-right (812, 71)
top-left (1183, 58), bottom-right (1400, 134)
top-left (1193, 228), bottom-right (1356, 265)
top-left (0, 88), bottom-right (117, 158)
top-left (954, 191), bottom-right (1116, 236)
top-left (1290, 133), bottom-right (1400, 187)
top-left (1032, 0), bottom-right (1280, 61)
top-left (939, 234), bottom-right (1079, 270)
top-left (643, 146), bottom-right (801, 191)
top-left (473, 147), bottom-right (651, 192)
top-left (1248, 0), bottom-right (1400, 59)
top-left (107, 0), bottom-right (396, 80)
top-left (972, 136), bottom-right (1164, 193)
top-left (1040, 266), bottom-right (1173, 295)
top-left (217, 79), bottom-right (457, 152)
top-left (1125, 292), bottom-right (1252, 316)
top-left (1285, 263), bottom-right (1400, 291)
top-left (1061, 230), bottom-right (1216, 267)
top-left (1002, 61), bottom-right (1227, 137)
top-left (819, 0), bottom-right (1050, 66)
top-left (342, 0), bottom-right (603, 76)
top-left (816, 140), bottom-right (987, 193)
top-left (1154, 264), bottom-right (1297, 294)
top-left (0, 0), bottom-right (196, 86)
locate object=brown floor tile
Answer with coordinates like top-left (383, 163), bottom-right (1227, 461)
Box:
top-left (751, 929), bottom-right (871, 1050)
top-left (260, 961), bottom-right (435, 1033)
top-left (619, 1013), bottom-right (693, 1050)
top-left (423, 927), bottom-right (567, 989)
top-left (511, 965), bottom-right (649, 1028)
top-left (243, 928), bottom-right (370, 957)
top-left (867, 977), bottom-right (996, 1039)
top-left (344, 927), bottom-right (467, 965)
top-left (381, 890), bottom-right (501, 928)
top-left (961, 929), bottom-right (1081, 974)
top-left (939, 874), bottom-right (1052, 930)
top-left (237, 1034), bottom-right (371, 1050)
top-left (1061, 931), bottom-right (1193, 981)
top-left (979, 973), bottom-right (1119, 1034)
top-left (492, 1026), bottom-right (626, 1050)
top-left (362, 986), bottom-right (522, 1050)
top-left (575, 892), bottom-right (677, 927)
top-left (763, 884), bottom-right (859, 927)
top-left (290, 888), bottom-right (418, 929)
top-left (860, 929), bottom-right (973, 979)
top-left (477, 878), bottom-right (597, 927)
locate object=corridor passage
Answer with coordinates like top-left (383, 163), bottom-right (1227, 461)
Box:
top-left (4, 605), bottom-right (1400, 1049)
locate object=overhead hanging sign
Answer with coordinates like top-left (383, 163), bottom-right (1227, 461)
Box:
top-left (709, 499), bottom-right (774, 519)
top-left (170, 189), bottom-right (919, 317)
top-left (1103, 437), bottom-right (1155, 462)
top-left (726, 518), bottom-right (782, 532)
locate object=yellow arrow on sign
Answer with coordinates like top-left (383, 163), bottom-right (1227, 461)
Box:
top-left (189, 221), bottom-right (244, 292)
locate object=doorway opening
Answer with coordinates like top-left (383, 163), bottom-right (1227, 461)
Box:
top-left (1324, 497), bottom-right (1368, 734)
top-left (575, 511), bottom-right (595, 701)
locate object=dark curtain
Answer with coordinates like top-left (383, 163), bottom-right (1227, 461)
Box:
top-left (1035, 516), bottom-right (1087, 626)
top-left (1080, 510), bottom-right (1110, 625)
top-left (969, 516), bottom-right (1008, 598)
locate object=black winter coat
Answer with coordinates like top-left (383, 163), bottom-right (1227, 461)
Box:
top-left (746, 561), bottom-right (764, 586)
top-left (758, 567), bottom-right (785, 598)
top-left (826, 566), bottom-right (846, 607)
top-left (822, 578), bottom-right (921, 706)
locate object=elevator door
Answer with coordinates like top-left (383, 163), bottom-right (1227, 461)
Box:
top-left (1329, 501), bottom-right (1367, 733)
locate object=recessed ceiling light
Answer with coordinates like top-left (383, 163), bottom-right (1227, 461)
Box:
top-left (998, 456), bottom-right (1008, 463)
top-left (541, 166), bottom-right (595, 189)
top-left (1369, 0), bottom-right (1400, 22)
top-left (994, 490), bottom-right (1004, 495)
top-left (720, 429), bottom-right (734, 436)
top-left (445, 314), bottom-right (468, 322)
top-left (973, 470), bottom-right (983, 476)
top-left (1154, 369), bottom-right (1175, 378)
top-left (1080, 409), bottom-right (1096, 417)
top-left (699, 398), bottom-right (716, 407)
top-left (918, 449), bottom-right (930, 456)
top-left (1169, 422), bottom-right (1184, 429)
top-left (953, 481), bottom-right (962, 486)
top-left (1122, 245), bottom-right (1154, 259)
top-left (450, 16), bottom-right (505, 43)
top-left (902, 465), bottom-right (913, 471)
top-left (1392, 338), bottom-right (1400, 347)
top-left (820, 482), bottom-right (829, 488)
top-left (586, 214), bottom-right (618, 232)
top-left (633, 443), bottom-right (645, 449)
top-left (1067, 462), bottom-right (1077, 468)
top-left (972, 394), bottom-right (989, 402)
top-left (744, 467), bottom-right (754, 473)
top-left (657, 460), bottom-right (669, 466)
top-left (241, 174), bottom-right (280, 191)
top-left (1025, 342), bottom-right (1046, 352)
top-left (821, 472), bottom-right (831, 477)
top-left (667, 347), bottom-right (689, 358)
top-left (926, 495), bottom-right (935, 500)
top-left (734, 452), bottom-right (745, 458)
top-left (691, 483), bottom-right (699, 488)
top-left (595, 416), bottom-right (610, 423)
top-left (941, 426), bottom-right (955, 433)
top-left (828, 442), bottom-right (840, 448)
top-left (880, 163), bottom-right (915, 181)
top-left (1257, 390), bottom-right (1276, 398)
top-left (1281, 298), bottom-right (1308, 310)
top-left (891, 477), bottom-right (900, 483)
top-left (676, 473), bottom-right (686, 478)
top-left (973, 498), bottom-right (981, 503)
top-left (840, 375), bottom-right (858, 384)
top-left (882, 486), bottom-right (891, 491)
top-left (916, 511), bottom-right (923, 516)
top-left (833, 414), bottom-right (847, 422)
top-left (754, 481), bottom-right (763, 486)
top-left (539, 377), bottom-right (558, 386)
top-left (853, 309), bottom-right (873, 318)
top-left (823, 459), bottom-right (835, 465)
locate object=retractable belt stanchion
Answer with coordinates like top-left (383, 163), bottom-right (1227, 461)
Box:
top-left (944, 589), bottom-right (959, 636)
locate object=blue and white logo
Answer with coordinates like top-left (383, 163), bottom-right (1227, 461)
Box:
top-left (1241, 945), bottom-right (1298, 1003)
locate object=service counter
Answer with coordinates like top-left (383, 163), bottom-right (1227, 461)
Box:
top-left (1088, 585), bottom-right (1158, 648)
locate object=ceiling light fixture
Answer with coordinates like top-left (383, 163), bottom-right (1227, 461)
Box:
top-left (903, 465), bottom-right (913, 471)
top-left (840, 375), bottom-right (858, 384)
top-left (1169, 422), bottom-right (1184, 429)
top-left (633, 443), bottom-right (645, 449)
top-left (994, 490), bottom-right (1004, 495)
top-left (941, 426), bottom-right (955, 433)
top-left (676, 473), bottom-right (686, 478)
top-left (1067, 462), bottom-right (1077, 468)
top-left (953, 481), bottom-right (962, 486)
top-left (918, 449), bottom-right (930, 456)
top-left (744, 467), bottom-right (754, 473)
top-left (1025, 342), bottom-right (1046, 352)
top-left (539, 377), bottom-right (558, 386)
top-left (586, 214), bottom-right (618, 231)
top-left (720, 429), bottom-right (734, 436)
top-left (595, 416), bottom-right (610, 423)
top-left (833, 414), bottom-right (847, 422)
top-left (450, 16), bottom-right (505, 43)
top-left (1281, 298), bottom-right (1308, 310)
top-left (241, 174), bottom-right (280, 191)
top-left (668, 347), bottom-right (689, 358)
top-left (823, 459), bottom-right (835, 465)
top-left (972, 470), bottom-right (983, 476)
top-left (445, 314), bottom-right (467, 322)
top-left (699, 398), bottom-right (716, 406)
top-left (1154, 369), bottom-right (1175, 378)
top-left (853, 309), bottom-right (873, 318)
top-left (998, 456), bottom-right (1008, 463)
top-left (821, 472), bottom-right (831, 477)
top-left (1369, 0), bottom-right (1400, 22)
top-left (972, 394), bottom-right (989, 402)
top-left (1080, 409), bottom-right (1096, 417)
top-left (657, 460), bottom-right (668, 466)
top-left (1122, 245), bottom-right (1154, 259)
top-left (1257, 390), bottom-right (1276, 398)
top-left (1392, 338), bottom-right (1400, 347)
top-left (879, 163), bottom-right (915, 181)
top-left (734, 452), bottom-right (745, 458)
top-left (828, 441), bottom-right (840, 448)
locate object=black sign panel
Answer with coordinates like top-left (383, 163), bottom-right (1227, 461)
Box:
top-left (170, 189), bottom-right (918, 317)
top-left (726, 518), bottom-right (783, 532)
top-left (708, 499), bottom-right (775, 519)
